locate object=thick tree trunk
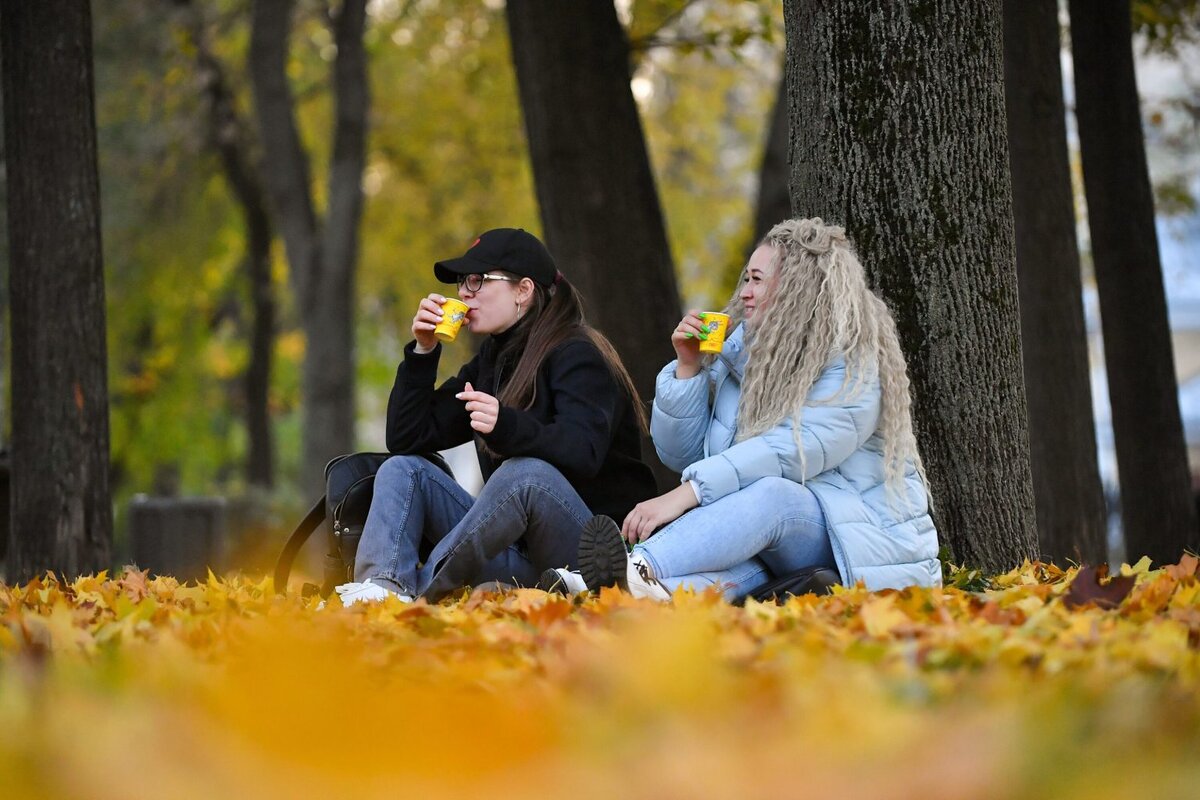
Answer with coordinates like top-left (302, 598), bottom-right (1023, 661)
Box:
top-left (2, 0), bottom-right (113, 580)
top-left (1003, 0), bottom-right (1107, 565)
top-left (180, 1), bottom-right (276, 489)
top-left (751, 78), bottom-right (794, 246)
top-left (504, 0), bottom-right (682, 487)
top-left (245, 214), bottom-right (275, 489)
top-left (784, 0), bottom-right (1038, 572)
top-left (250, 0), bottom-right (363, 492)
top-left (1068, 0), bottom-right (1198, 565)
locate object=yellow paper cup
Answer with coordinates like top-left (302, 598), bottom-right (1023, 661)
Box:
top-left (434, 298), bottom-right (470, 342)
top-left (697, 312), bottom-right (730, 354)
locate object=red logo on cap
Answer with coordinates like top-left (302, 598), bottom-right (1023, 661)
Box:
top-left (470, 237), bottom-right (481, 249)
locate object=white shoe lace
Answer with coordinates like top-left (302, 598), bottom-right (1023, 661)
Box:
top-left (627, 556), bottom-right (671, 602)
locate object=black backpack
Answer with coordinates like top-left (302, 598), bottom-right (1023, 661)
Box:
top-left (273, 452), bottom-right (453, 596)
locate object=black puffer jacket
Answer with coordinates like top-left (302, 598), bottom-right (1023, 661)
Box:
top-left (386, 329), bottom-right (657, 523)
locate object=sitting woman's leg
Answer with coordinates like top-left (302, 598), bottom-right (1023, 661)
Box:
top-left (655, 557), bottom-right (771, 601)
top-left (635, 477), bottom-right (835, 593)
top-left (352, 455), bottom-right (474, 596)
top-left (419, 457), bottom-right (592, 602)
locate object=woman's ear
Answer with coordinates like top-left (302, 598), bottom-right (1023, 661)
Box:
top-left (516, 277), bottom-right (537, 304)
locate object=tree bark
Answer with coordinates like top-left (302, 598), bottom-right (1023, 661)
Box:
top-left (1068, 0), bottom-right (1198, 564)
top-left (505, 0), bottom-right (682, 488)
top-left (784, 0), bottom-right (1038, 572)
top-left (1003, 0), bottom-right (1107, 565)
top-left (751, 77), bottom-right (794, 246)
top-left (2, 0), bottom-right (113, 580)
top-left (250, 0), bottom-right (364, 492)
top-left (178, 0), bottom-right (276, 489)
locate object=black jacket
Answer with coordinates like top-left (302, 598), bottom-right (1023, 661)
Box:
top-left (386, 330), bottom-right (657, 523)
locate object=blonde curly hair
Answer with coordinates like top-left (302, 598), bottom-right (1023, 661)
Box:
top-left (720, 217), bottom-right (926, 496)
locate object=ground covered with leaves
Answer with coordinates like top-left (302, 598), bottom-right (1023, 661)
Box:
top-left (2, 558), bottom-right (1199, 799)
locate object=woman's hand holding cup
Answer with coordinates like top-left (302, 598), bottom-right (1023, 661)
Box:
top-left (412, 293), bottom-right (447, 352)
top-left (671, 309), bottom-right (707, 378)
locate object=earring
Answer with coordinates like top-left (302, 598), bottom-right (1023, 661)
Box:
top-left (516, 300), bottom-right (523, 320)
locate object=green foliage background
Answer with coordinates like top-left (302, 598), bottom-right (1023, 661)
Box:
top-left (85, 0), bottom-right (783, 539)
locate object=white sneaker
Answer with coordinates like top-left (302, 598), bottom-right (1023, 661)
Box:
top-left (626, 555), bottom-right (671, 602)
top-left (537, 567), bottom-right (589, 596)
top-left (333, 579), bottom-right (413, 606)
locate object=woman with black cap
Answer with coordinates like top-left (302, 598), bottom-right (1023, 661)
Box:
top-left (334, 228), bottom-right (657, 605)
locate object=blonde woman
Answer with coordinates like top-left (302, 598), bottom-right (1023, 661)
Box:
top-left (562, 218), bottom-right (940, 600)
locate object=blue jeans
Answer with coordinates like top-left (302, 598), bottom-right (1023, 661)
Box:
top-left (635, 477), bottom-right (836, 600)
top-left (353, 455), bottom-right (593, 601)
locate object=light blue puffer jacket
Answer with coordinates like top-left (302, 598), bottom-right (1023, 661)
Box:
top-left (650, 324), bottom-right (941, 591)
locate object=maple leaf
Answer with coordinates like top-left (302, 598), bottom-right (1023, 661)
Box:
top-left (1062, 564), bottom-right (1136, 610)
top-left (119, 566), bottom-right (151, 602)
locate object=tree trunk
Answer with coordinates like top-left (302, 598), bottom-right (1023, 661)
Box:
top-left (505, 0), bottom-right (682, 488)
top-left (1068, 0), bottom-right (1198, 565)
top-left (179, 0), bottom-right (276, 489)
top-left (751, 77), bottom-right (794, 246)
top-left (250, 0), bottom-right (364, 492)
top-left (1003, 0), bottom-right (1107, 565)
top-left (784, 0), bottom-right (1038, 572)
top-left (2, 0), bottom-right (113, 580)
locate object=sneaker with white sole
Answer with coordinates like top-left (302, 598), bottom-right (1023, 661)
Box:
top-left (332, 579), bottom-right (413, 606)
top-left (627, 554), bottom-right (671, 602)
top-left (537, 567), bottom-right (589, 596)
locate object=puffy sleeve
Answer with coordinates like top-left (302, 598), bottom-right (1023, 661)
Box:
top-left (649, 359), bottom-right (712, 472)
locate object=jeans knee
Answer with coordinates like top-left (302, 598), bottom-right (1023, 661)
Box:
top-left (491, 457), bottom-right (561, 488)
top-left (375, 454), bottom-right (426, 485)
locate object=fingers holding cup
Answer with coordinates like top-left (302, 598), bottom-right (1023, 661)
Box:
top-left (696, 312), bottom-right (730, 354)
top-left (412, 294), bottom-right (446, 349)
top-left (671, 309), bottom-right (707, 354)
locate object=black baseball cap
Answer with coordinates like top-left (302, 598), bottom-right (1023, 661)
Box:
top-left (434, 228), bottom-right (558, 288)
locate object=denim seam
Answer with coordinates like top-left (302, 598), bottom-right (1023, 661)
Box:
top-left (635, 514), bottom-right (690, 579)
top-left (372, 466), bottom-right (421, 596)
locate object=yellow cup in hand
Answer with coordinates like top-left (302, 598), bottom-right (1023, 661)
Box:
top-left (434, 298), bottom-right (470, 342)
top-left (697, 312), bottom-right (730, 354)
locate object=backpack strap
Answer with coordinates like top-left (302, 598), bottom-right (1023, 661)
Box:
top-left (273, 496), bottom-right (327, 594)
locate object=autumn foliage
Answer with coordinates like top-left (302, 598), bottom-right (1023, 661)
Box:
top-left (2, 557), bottom-right (1199, 798)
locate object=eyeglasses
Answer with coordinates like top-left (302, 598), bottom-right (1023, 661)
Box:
top-left (457, 273), bottom-right (519, 292)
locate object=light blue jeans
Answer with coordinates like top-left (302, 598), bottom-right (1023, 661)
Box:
top-left (635, 477), bottom-right (836, 601)
top-left (353, 455), bottom-right (592, 601)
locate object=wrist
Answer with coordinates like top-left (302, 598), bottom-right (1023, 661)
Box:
top-left (413, 340), bottom-right (436, 355)
top-left (675, 360), bottom-right (701, 379)
top-left (674, 481), bottom-right (700, 510)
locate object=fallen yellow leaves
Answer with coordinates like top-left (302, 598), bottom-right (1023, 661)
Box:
top-left (1, 558), bottom-right (1198, 799)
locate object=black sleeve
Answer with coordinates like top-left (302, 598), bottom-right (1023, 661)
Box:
top-left (480, 340), bottom-right (619, 478)
top-left (385, 340), bottom-right (478, 454)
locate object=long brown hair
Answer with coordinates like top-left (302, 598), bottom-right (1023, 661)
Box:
top-left (495, 275), bottom-right (648, 433)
